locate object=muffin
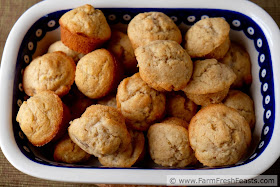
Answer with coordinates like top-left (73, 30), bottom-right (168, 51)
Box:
top-left (68, 105), bottom-right (131, 157)
top-left (107, 31), bottom-right (138, 74)
top-left (97, 93), bottom-right (117, 108)
top-left (220, 42), bottom-right (252, 88)
top-left (166, 92), bottom-right (197, 123)
top-left (116, 73), bottom-right (166, 131)
top-left (59, 4), bottom-right (111, 54)
top-left (189, 104), bottom-right (251, 167)
top-left (98, 129), bottom-right (145, 167)
top-left (75, 49), bottom-right (121, 99)
top-left (22, 51), bottom-right (76, 97)
top-left (183, 59), bottom-right (236, 106)
top-left (127, 12), bottom-right (182, 49)
top-left (223, 90), bottom-right (256, 129)
top-left (53, 134), bottom-right (91, 164)
top-left (147, 117), bottom-right (196, 167)
top-left (16, 91), bottom-right (71, 146)
top-left (184, 17), bottom-right (230, 59)
top-left (48, 40), bottom-right (84, 62)
top-left (135, 40), bottom-right (193, 91)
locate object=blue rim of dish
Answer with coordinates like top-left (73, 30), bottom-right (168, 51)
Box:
top-left (12, 8), bottom-right (275, 170)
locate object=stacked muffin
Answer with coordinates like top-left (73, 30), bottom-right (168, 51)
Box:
top-left (16, 4), bottom-right (255, 168)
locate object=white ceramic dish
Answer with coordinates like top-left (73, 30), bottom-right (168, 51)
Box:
top-left (0, 0), bottom-right (279, 185)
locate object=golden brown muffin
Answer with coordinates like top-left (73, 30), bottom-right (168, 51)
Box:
top-left (189, 104), bottom-right (251, 167)
top-left (16, 91), bottom-right (71, 146)
top-left (223, 90), bottom-right (256, 129)
top-left (22, 51), bottom-right (76, 97)
top-left (127, 12), bottom-right (182, 49)
top-left (147, 118), bottom-right (196, 167)
top-left (59, 4), bottom-right (111, 54)
top-left (135, 40), bottom-right (193, 91)
top-left (116, 73), bottom-right (166, 131)
top-left (98, 129), bottom-right (145, 167)
top-left (220, 42), bottom-right (252, 88)
top-left (48, 40), bottom-right (84, 62)
top-left (97, 93), bottom-right (117, 108)
top-left (183, 59), bottom-right (236, 106)
top-left (75, 49), bottom-right (120, 99)
top-left (184, 18), bottom-right (230, 59)
top-left (107, 31), bottom-right (138, 74)
top-left (53, 134), bottom-right (91, 164)
top-left (68, 105), bottom-right (131, 157)
top-left (166, 92), bottom-right (197, 123)
top-left (186, 88), bottom-right (230, 107)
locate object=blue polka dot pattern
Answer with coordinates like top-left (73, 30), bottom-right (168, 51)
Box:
top-left (13, 8), bottom-right (275, 169)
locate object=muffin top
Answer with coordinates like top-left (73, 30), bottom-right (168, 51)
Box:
top-left (185, 18), bottom-right (230, 58)
top-left (53, 134), bottom-right (91, 164)
top-left (205, 36), bottom-right (231, 60)
top-left (220, 42), bottom-right (252, 88)
top-left (16, 91), bottom-right (63, 146)
top-left (68, 105), bottom-right (131, 157)
top-left (127, 12), bottom-right (182, 49)
top-left (59, 4), bottom-right (111, 39)
top-left (223, 90), bottom-right (255, 129)
top-left (183, 59), bottom-right (236, 94)
top-left (98, 129), bottom-right (145, 167)
top-left (23, 51), bottom-right (76, 97)
top-left (135, 40), bottom-right (193, 91)
top-left (116, 73), bottom-right (166, 131)
top-left (189, 104), bottom-right (251, 167)
top-left (75, 49), bottom-right (117, 99)
top-left (107, 31), bottom-right (138, 74)
top-left (147, 117), bottom-right (196, 167)
top-left (48, 40), bottom-right (84, 62)
top-left (166, 92), bottom-right (197, 123)
top-left (185, 87), bottom-right (230, 107)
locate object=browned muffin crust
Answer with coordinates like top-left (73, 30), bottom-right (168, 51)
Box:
top-left (59, 4), bottom-right (111, 54)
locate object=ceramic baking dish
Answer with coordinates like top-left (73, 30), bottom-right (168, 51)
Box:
top-left (0, 0), bottom-right (279, 185)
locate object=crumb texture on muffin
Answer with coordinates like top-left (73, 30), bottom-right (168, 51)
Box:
top-left (23, 52), bottom-right (76, 97)
top-left (53, 134), bottom-right (91, 164)
top-left (189, 104), bottom-right (251, 167)
top-left (128, 12), bottom-right (182, 49)
top-left (116, 73), bottom-right (166, 131)
top-left (183, 59), bottom-right (236, 106)
top-left (59, 4), bottom-right (111, 39)
top-left (16, 91), bottom-right (64, 146)
top-left (220, 42), bottom-right (252, 88)
top-left (135, 40), bottom-right (193, 91)
top-left (75, 49), bottom-right (118, 99)
top-left (68, 105), bottom-right (131, 157)
top-left (166, 92), bottom-right (197, 123)
top-left (183, 59), bottom-right (236, 94)
top-left (148, 118), bottom-right (196, 167)
top-left (185, 17), bottom-right (230, 58)
top-left (98, 129), bottom-right (145, 167)
top-left (223, 90), bottom-right (255, 129)
top-left (59, 4), bottom-right (111, 54)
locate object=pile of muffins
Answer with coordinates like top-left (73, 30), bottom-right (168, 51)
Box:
top-left (16, 4), bottom-right (255, 168)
